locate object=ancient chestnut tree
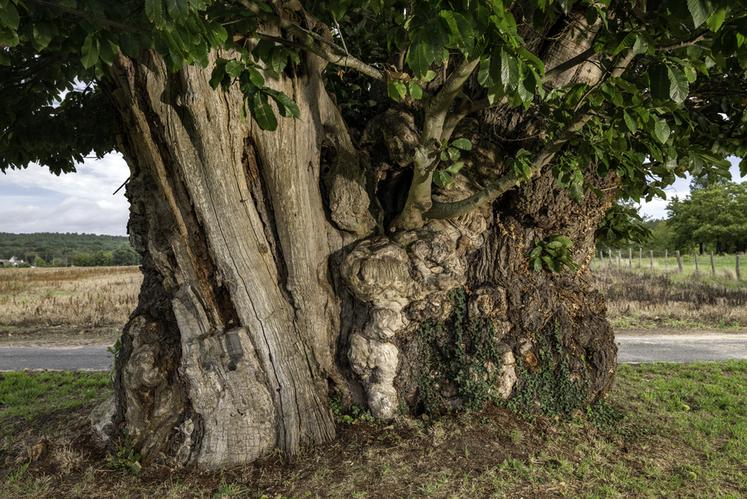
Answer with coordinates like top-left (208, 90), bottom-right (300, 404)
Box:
top-left (2, 0), bottom-right (746, 468)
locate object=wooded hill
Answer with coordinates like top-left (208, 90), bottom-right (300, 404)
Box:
top-left (0, 232), bottom-right (138, 266)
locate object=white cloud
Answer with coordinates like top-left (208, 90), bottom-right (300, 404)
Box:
top-left (636, 156), bottom-right (745, 220)
top-left (0, 153), bottom-right (130, 235)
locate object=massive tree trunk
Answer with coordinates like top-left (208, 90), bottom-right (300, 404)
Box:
top-left (98, 33), bottom-right (617, 468)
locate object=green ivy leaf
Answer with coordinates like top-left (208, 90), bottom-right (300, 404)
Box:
top-left (433, 170), bottom-right (453, 188)
top-left (387, 80), bottom-right (407, 102)
top-left (451, 138), bottom-right (472, 151)
top-left (408, 81), bottom-right (423, 100)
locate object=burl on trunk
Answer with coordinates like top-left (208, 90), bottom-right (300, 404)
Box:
top-left (95, 46), bottom-right (616, 468)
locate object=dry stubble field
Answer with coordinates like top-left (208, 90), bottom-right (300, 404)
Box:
top-left (1, 264), bottom-right (745, 347)
top-left (0, 266), bottom-right (141, 346)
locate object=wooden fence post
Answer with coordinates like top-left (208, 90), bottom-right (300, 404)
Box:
top-left (608, 249), bottom-right (612, 269)
top-left (617, 250), bottom-right (621, 269)
top-left (710, 252), bottom-right (716, 276)
top-left (676, 250), bottom-right (683, 273)
top-left (638, 247), bottom-right (642, 269)
top-left (649, 250), bottom-right (654, 271)
top-left (628, 248), bottom-right (632, 269)
top-left (664, 249), bottom-right (668, 272)
top-left (694, 253), bottom-right (699, 273)
top-left (737, 254), bottom-right (741, 281)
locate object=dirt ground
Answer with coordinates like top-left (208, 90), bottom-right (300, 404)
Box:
top-left (2, 362), bottom-right (746, 498)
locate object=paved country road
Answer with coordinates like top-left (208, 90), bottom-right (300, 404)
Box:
top-left (0, 346), bottom-right (112, 371)
top-left (616, 333), bottom-right (747, 363)
top-left (0, 334), bottom-right (746, 371)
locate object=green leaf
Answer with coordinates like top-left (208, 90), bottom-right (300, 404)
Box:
top-left (687, 0), bottom-right (708, 28)
top-left (499, 47), bottom-right (518, 89)
top-left (451, 138), bottom-right (472, 151)
top-left (270, 47), bottom-right (287, 73)
top-left (445, 161), bottom-right (464, 174)
top-left (248, 67), bottom-right (264, 87)
top-left (166, 0), bottom-right (189, 21)
top-left (623, 111), bottom-right (637, 133)
top-left (32, 24), bottom-right (54, 51)
top-left (249, 92), bottom-right (277, 131)
top-left (433, 170), bottom-right (453, 188)
top-left (209, 60), bottom-right (227, 89)
top-left (683, 63), bottom-right (697, 83)
top-left (144, 0), bottom-right (165, 26)
top-left (654, 119), bottom-right (671, 144)
top-left (633, 35), bottom-right (649, 55)
top-left (422, 70), bottom-right (437, 82)
top-left (99, 39), bottom-right (118, 66)
top-left (407, 34), bottom-right (439, 77)
top-left (667, 65), bottom-right (689, 104)
top-left (266, 90), bottom-right (300, 119)
top-left (706, 8), bottom-right (728, 32)
top-left (649, 64), bottom-right (669, 100)
top-left (225, 60), bottom-right (243, 78)
top-left (81, 34), bottom-right (100, 69)
top-left (532, 257), bottom-right (543, 272)
top-left (387, 80), bottom-right (407, 102)
top-left (408, 81), bottom-right (423, 100)
top-left (447, 147), bottom-right (461, 161)
top-left (740, 157), bottom-right (747, 177)
top-left (0, 1), bottom-right (20, 30)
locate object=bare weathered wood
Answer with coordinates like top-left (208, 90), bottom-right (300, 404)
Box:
top-left (711, 252), bottom-right (716, 276)
top-left (676, 251), bottom-right (683, 273)
top-left (649, 250), bottom-right (654, 271)
top-left (737, 254), bottom-right (742, 281)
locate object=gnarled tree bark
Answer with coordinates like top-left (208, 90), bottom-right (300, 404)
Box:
top-left (96, 13), bottom-right (619, 469)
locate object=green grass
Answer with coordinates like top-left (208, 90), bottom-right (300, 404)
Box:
top-left (0, 372), bottom-right (110, 438)
top-left (1, 363), bottom-right (746, 497)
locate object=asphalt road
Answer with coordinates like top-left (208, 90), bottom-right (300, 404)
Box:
top-left (0, 334), bottom-right (746, 371)
top-left (0, 345), bottom-right (112, 371)
top-left (616, 333), bottom-right (747, 363)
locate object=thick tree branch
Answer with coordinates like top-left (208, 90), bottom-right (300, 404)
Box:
top-left (427, 50), bottom-right (637, 220)
top-left (423, 58), bottom-right (481, 143)
top-left (392, 58), bottom-right (480, 229)
top-left (237, 0), bottom-right (385, 81)
top-left (545, 47), bottom-right (595, 78)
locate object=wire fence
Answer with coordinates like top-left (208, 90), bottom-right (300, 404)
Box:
top-left (591, 248), bottom-right (743, 281)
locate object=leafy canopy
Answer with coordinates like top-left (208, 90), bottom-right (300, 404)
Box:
top-left (1, 0), bottom-right (746, 218)
top-left (667, 181), bottom-right (747, 252)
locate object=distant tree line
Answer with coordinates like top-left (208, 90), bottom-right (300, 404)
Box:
top-left (0, 232), bottom-right (140, 267)
top-left (597, 181), bottom-right (747, 255)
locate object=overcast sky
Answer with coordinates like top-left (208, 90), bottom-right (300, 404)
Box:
top-left (0, 154), bottom-right (744, 235)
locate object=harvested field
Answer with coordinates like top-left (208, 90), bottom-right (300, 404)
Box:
top-left (0, 267), bottom-right (141, 345)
